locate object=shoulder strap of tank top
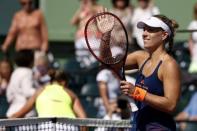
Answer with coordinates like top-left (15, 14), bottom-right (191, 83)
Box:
top-left (139, 57), bottom-right (151, 72)
top-left (153, 60), bottom-right (163, 74)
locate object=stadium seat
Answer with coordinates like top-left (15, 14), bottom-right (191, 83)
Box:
top-left (80, 82), bottom-right (99, 118)
top-left (185, 123), bottom-right (197, 131)
top-left (64, 57), bottom-right (86, 94)
top-left (80, 82), bottom-right (99, 97)
top-left (173, 42), bottom-right (191, 71)
top-left (64, 57), bottom-right (81, 73)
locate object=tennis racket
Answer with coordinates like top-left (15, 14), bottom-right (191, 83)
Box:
top-left (84, 11), bottom-right (128, 81)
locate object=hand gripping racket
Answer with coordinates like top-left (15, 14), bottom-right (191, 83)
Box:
top-left (84, 11), bottom-right (128, 80)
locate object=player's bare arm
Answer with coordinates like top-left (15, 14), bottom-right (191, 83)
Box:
top-left (144, 57), bottom-right (181, 113)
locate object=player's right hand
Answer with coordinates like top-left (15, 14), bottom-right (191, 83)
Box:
top-left (120, 80), bottom-right (135, 96)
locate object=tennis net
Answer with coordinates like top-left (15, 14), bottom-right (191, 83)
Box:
top-left (0, 117), bottom-right (132, 131)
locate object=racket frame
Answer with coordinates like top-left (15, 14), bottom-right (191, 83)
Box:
top-left (84, 12), bottom-right (129, 80)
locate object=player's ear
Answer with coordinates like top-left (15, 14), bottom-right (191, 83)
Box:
top-left (162, 32), bottom-right (168, 41)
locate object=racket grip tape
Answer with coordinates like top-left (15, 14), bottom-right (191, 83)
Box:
top-left (131, 86), bottom-right (147, 101)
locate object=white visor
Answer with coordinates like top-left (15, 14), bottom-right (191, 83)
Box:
top-left (137, 17), bottom-right (171, 36)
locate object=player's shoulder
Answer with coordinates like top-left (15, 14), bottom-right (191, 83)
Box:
top-left (130, 50), bottom-right (149, 59)
top-left (135, 50), bottom-right (148, 55)
top-left (163, 55), bottom-right (178, 66)
top-left (64, 86), bottom-right (77, 100)
top-left (126, 50), bottom-right (149, 67)
top-left (162, 54), bottom-right (180, 73)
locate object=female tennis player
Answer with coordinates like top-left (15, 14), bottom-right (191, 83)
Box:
top-left (120, 15), bottom-right (181, 130)
top-left (10, 70), bottom-right (86, 119)
top-left (93, 9), bottom-right (180, 130)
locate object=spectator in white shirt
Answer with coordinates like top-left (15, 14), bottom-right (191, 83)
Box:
top-left (131, 0), bottom-right (160, 49)
top-left (6, 50), bottom-right (36, 118)
top-left (96, 67), bottom-right (121, 118)
top-left (96, 66), bottom-right (137, 118)
top-left (188, 2), bottom-right (197, 73)
top-left (110, 0), bottom-right (134, 52)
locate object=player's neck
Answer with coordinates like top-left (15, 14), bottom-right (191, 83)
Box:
top-left (149, 48), bottom-right (166, 61)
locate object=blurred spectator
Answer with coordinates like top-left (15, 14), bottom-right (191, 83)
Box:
top-left (95, 95), bottom-right (132, 131)
top-left (10, 70), bottom-right (86, 118)
top-left (33, 54), bottom-right (51, 89)
top-left (131, 0), bottom-right (160, 49)
top-left (71, 0), bottom-right (102, 68)
top-left (1, 0), bottom-right (49, 65)
top-left (103, 95), bottom-right (132, 120)
top-left (96, 67), bottom-right (121, 118)
top-left (6, 50), bottom-right (36, 118)
top-left (96, 64), bottom-right (138, 118)
top-left (110, 0), bottom-right (134, 52)
top-left (188, 3), bottom-right (197, 73)
top-left (175, 92), bottom-right (197, 131)
top-left (0, 59), bottom-right (13, 118)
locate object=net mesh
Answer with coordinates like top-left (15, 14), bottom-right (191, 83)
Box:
top-left (0, 117), bottom-right (132, 131)
top-left (85, 12), bottom-right (128, 65)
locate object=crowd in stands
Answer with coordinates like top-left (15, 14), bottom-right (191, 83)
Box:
top-left (0, 0), bottom-right (197, 130)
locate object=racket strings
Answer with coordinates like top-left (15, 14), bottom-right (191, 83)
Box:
top-left (85, 13), bottom-right (127, 65)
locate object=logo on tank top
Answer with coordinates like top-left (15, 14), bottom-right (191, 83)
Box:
top-left (136, 79), bottom-right (148, 90)
top-left (140, 80), bottom-right (144, 85)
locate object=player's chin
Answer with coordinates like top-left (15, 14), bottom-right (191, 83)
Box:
top-left (143, 40), bottom-right (149, 46)
top-left (143, 43), bottom-right (151, 50)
